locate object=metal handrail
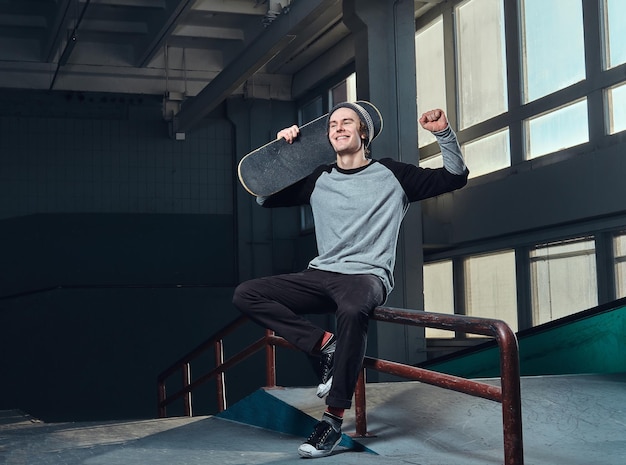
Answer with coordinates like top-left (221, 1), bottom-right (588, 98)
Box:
top-left (366, 306), bottom-right (523, 465)
top-left (157, 307), bottom-right (524, 465)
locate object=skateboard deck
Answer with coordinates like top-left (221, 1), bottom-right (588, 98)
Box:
top-left (237, 114), bottom-right (336, 197)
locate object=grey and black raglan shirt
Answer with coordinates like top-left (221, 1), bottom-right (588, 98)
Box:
top-left (258, 125), bottom-right (468, 295)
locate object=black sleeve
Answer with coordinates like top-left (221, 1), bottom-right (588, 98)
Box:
top-left (378, 158), bottom-right (468, 202)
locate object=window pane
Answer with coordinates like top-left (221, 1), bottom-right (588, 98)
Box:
top-left (416, 17), bottom-right (446, 147)
top-left (604, 0), bottom-right (626, 68)
top-left (299, 97), bottom-right (323, 125)
top-left (614, 232), bottom-right (626, 299)
top-left (530, 238), bottom-right (598, 325)
top-left (331, 81), bottom-right (347, 105)
top-left (521, 0), bottom-right (585, 102)
top-left (420, 153), bottom-right (442, 169)
top-left (456, 0), bottom-right (507, 129)
top-left (465, 250), bottom-right (518, 334)
top-left (330, 73), bottom-right (357, 106)
top-left (462, 128), bottom-right (510, 178)
top-left (424, 260), bottom-right (455, 338)
top-left (526, 99), bottom-right (589, 159)
top-left (346, 73), bottom-right (357, 102)
top-left (607, 83), bottom-right (626, 135)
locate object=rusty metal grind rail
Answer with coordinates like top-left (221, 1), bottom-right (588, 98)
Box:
top-left (157, 306), bottom-right (524, 465)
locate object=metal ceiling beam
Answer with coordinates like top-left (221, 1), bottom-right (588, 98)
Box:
top-left (192, 0), bottom-right (268, 16)
top-left (49, 0), bottom-right (93, 90)
top-left (43, 0), bottom-right (73, 62)
top-left (135, 0), bottom-right (195, 67)
top-left (173, 0), bottom-right (341, 134)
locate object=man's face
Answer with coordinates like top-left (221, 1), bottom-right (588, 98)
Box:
top-left (328, 107), bottom-right (366, 156)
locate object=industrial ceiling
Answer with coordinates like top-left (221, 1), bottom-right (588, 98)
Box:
top-left (0, 0), bottom-right (440, 131)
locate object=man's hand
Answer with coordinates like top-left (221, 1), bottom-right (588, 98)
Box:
top-left (419, 109), bottom-right (448, 133)
top-left (277, 125), bottom-right (300, 144)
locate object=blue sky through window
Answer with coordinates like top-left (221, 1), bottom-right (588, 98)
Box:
top-left (606, 0), bottom-right (626, 68)
top-left (522, 0), bottom-right (585, 102)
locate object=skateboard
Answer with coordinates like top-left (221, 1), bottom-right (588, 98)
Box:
top-left (237, 114), bottom-right (336, 197)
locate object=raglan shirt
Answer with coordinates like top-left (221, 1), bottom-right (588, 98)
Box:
top-left (258, 126), bottom-right (468, 295)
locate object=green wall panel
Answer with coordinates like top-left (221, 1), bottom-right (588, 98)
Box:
top-left (424, 304), bottom-right (626, 378)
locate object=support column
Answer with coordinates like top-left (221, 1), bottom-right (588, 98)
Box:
top-left (344, 0), bottom-right (426, 366)
top-left (227, 98), bottom-right (300, 282)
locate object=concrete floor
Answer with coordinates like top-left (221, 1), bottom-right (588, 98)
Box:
top-left (1, 373), bottom-right (625, 465)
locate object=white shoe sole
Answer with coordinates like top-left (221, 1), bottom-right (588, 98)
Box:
top-left (297, 436), bottom-right (341, 458)
top-left (316, 376), bottom-right (332, 398)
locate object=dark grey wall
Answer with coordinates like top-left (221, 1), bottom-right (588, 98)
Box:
top-left (0, 89), bottom-right (251, 421)
top-left (0, 287), bottom-right (238, 422)
top-left (0, 90), bottom-right (234, 221)
top-left (0, 213), bottom-right (235, 295)
top-left (228, 97), bottom-right (311, 281)
top-left (422, 138), bottom-right (626, 249)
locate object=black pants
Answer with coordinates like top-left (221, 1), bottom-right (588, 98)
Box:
top-left (232, 268), bottom-right (386, 409)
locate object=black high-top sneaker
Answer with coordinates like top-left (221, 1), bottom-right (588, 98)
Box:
top-left (316, 334), bottom-right (335, 398)
top-left (298, 412), bottom-right (342, 458)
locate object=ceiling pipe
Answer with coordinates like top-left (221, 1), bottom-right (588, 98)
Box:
top-left (49, 0), bottom-right (92, 91)
top-left (173, 0), bottom-right (338, 134)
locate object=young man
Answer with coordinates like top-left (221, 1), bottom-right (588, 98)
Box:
top-left (233, 101), bottom-right (468, 458)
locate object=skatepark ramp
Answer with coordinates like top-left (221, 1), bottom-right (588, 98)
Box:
top-left (155, 299), bottom-right (626, 464)
top-left (220, 373), bottom-right (626, 465)
top-left (2, 300), bottom-right (624, 464)
top-left (2, 373), bottom-right (624, 464)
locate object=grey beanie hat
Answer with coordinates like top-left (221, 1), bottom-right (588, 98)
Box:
top-left (328, 100), bottom-right (383, 147)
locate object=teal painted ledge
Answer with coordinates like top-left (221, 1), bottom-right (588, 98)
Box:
top-left (216, 388), bottom-right (374, 453)
top-left (421, 300), bottom-right (626, 378)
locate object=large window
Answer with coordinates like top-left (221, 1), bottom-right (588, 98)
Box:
top-left (614, 232), bottom-right (626, 299)
top-left (530, 238), bottom-right (598, 325)
top-left (606, 82), bottom-right (626, 135)
top-left (521, 0), bottom-right (585, 103)
top-left (462, 129), bottom-right (510, 178)
top-left (415, 0), bottom-right (626, 340)
top-left (416, 0), bottom-right (625, 167)
top-left (456, 0), bottom-right (507, 129)
top-left (464, 250), bottom-right (518, 333)
top-left (330, 73), bottom-right (356, 107)
top-left (423, 260), bottom-right (455, 338)
top-left (298, 73), bottom-right (356, 127)
top-left (420, 153), bottom-right (442, 169)
top-left (603, 0), bottom-right (626, 69)
top-left (299, 96), bottom-right (323, 125)
top-left (525, 99), bottom-right (589, 159)
top-left (415, 17), bottom-right (446, 148)
top-left (520, 0), bottom-right (589, 160)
